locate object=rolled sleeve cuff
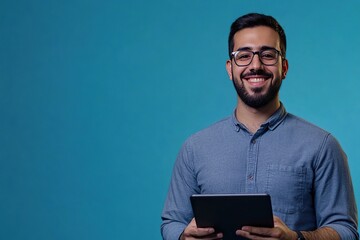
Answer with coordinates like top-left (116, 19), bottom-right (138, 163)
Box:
top-left (324, 224), bottom-right (359, 240)
top-left (161, 220), bottom-right (186, 240)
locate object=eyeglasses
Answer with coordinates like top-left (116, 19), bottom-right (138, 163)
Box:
top-left (231, 48), bottom-right (283, 67)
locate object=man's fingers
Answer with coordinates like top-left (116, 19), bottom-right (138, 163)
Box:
top-left (236, 226), bottom-right (281, 239)
top-left (183, 218), bottom-right (223, 239)
top-left (191, 227), bottom-right (215, 236)
top-left (244, 226), bottom-right (274, 235)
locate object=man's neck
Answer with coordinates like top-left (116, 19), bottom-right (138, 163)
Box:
top-left (235, 98), bottom-right (281, 134)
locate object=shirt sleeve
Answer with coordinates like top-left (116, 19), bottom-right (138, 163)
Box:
top-left (313, 134), bottom-right (358, 239)
top-left (161, 139), bottom-right (200, 240)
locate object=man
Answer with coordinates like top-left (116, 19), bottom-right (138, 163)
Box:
top-left (161, 13), bottom-right (358, 240)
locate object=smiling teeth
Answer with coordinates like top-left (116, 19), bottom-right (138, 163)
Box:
top-left (248, 78), bottom-right (265, 83)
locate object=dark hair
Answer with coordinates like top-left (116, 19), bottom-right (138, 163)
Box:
top-left (228, 13), bottom-right (287, 59)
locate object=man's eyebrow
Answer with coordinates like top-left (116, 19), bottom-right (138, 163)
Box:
top-left (260, 46), bottom-right (276, 50)
top-left (235, 46), bottom-right (276, 51)
top-left (236, 47), bottom-right (252, 51)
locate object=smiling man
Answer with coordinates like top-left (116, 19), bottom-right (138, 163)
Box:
top-left (161, 13), bottom-right (358, 240)
top-left (227, 25), bottom-right (287, 133)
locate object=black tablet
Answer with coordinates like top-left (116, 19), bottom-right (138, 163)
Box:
top-left (190, 193), bottom-right (274, 240)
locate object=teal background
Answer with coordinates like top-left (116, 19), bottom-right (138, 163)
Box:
top-left (1, 1), bottom-right (359, 239)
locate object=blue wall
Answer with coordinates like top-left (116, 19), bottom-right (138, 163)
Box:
top-left (1, 1), bottom-right (359, 239)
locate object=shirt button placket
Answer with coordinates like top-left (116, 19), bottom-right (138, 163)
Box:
top-left (246, 136), bottom-right (258, 193)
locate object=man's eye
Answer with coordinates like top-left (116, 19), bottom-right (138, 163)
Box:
top-left (237, 53), bottom-right (252, 60)
top-left (261, 51), bottom-right (276, 59)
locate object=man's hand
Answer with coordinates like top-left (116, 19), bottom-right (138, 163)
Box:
top-left (236, 216), bottom-right (297, 240)
top-left (180, 218), bottom-right (223, 240)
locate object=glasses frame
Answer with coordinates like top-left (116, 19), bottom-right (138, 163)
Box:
top-left (231, 48), bottom-right (283, 67)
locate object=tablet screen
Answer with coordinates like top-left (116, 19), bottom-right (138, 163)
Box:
top-left (190, 193), bottom-right (274, 240)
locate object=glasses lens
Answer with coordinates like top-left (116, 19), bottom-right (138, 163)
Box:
top-left (234, 51), bottom-right (253, 66)
top-left (260, 49), bottom-right (278, 65)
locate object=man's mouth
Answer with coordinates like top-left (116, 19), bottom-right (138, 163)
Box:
top-left (241, 70), bottom-right (272, 81)
top-left (247, 77), bottom-right (266, 83)
top-left (243, 76), bottom-right (270, 87)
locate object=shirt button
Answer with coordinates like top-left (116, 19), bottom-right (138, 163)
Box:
top-left (248, 175), bottom-right (254, 181)
top-left (251, 139), bottom-right (256, 144)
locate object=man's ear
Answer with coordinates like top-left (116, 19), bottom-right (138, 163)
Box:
top-left (281, 59), bottom-right (289, 79)
top-left (226, 60), bottom-right (233, 80)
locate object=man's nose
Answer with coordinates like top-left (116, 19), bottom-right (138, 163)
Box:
top-left (249, 53), bottom-right (263, 70)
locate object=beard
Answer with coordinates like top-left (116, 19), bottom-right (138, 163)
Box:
top-left (232, 69), bottom-right (282, 109)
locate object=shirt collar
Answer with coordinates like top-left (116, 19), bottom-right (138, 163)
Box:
top-left (231, 102), bottom-right (288, 132)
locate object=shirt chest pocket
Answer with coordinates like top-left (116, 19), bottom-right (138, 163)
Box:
top-left (265, 164), bottom-right (306, 214)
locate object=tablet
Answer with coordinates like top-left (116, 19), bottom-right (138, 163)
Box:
top-left (190, 193), bottom-right (274, 240)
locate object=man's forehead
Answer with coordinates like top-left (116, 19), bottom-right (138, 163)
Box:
top-left (233, 26), bottom-right (280, 49)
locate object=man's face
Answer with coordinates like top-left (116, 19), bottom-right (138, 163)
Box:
top-left (226, 26), bottom-right (288, 109)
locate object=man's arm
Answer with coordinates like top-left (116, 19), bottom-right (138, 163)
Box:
top-left (312, 135), bottom-right (358, 239)
top-left (161, 140), bottom-right (200, 240)
top-left (301, 227), bottom-right (340, 240)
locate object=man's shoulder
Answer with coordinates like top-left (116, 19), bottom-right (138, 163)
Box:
top-left (284, 113), bottom-right (331, 137)
top-left (186, 115), bottom-right (233, 143)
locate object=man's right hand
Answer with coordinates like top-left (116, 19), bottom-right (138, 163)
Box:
top-left (180, 218), bottom-right (223, 240)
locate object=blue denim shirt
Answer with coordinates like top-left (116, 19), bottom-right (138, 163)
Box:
top-left (161, 104), bottom-right (358, 240)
